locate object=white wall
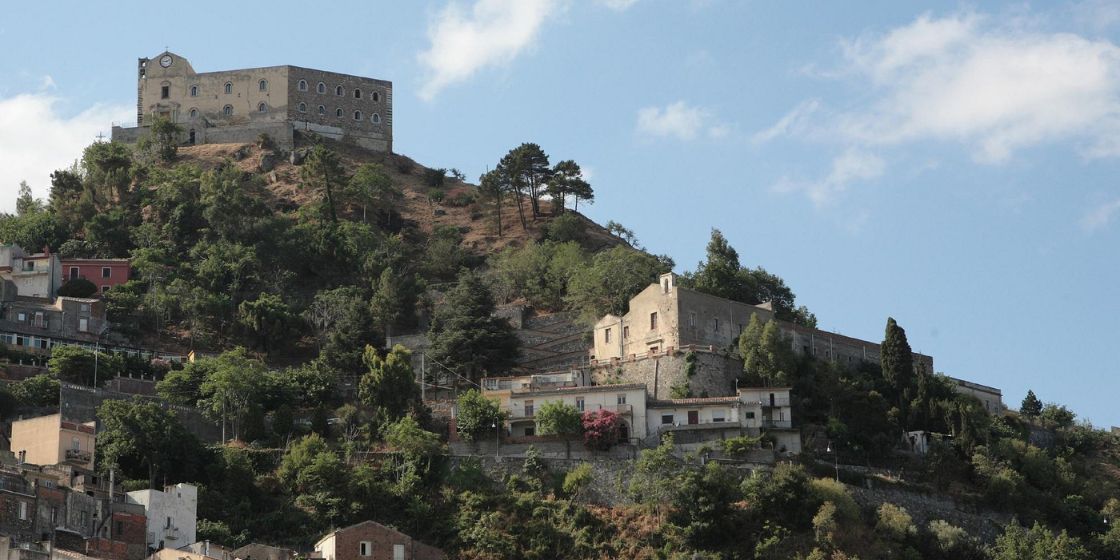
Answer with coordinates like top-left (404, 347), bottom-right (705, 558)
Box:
top-left (127, 483), bottom-right (197, 550)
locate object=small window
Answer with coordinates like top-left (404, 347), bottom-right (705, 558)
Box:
top-left (258, 79), bottom-right (268, 92)
top-left (78, 318), bottom-right (89, 332)
top-left (72, 437), bottom-right (80, 450)
top-left (336, 85), bottom-right (344, 96)
top-left (166, 516), bottom-right (171, 529)
top-left (354, 88), bottom-right (361, 99)
top-left (102, 267), bottom-right (111, 279)
top-left (190, 85), bottom-right (198, 97)
top-left (713, 318), bottom-right (719, 332)
top-left (661, 414), bottom-right (674, 425)
top-left (371, 113), bottom-right (381, 124)
top-left (575, 398), bottom-right (585, 412)
top-left (604, 328), bottom-right (611, 343)
top-left (69, 267), bottom-right (79, 280)
top-left (101, 285), bottom-right (110, 294)
top-left (318, 105), bottom-right (326, 115)
top-left (622, 325), bottom-right (629, 339)
top-left (224, 82), bottom-right (233, 94)
top-left (524, 426), bottom-right (535, 436)
top-left (160, 85), bottom-right (169, 99)
top-left (298, 102), bottom-right (307, 113)
top-left (353, 110), bottom-right (362, 120)
top-left (298, 80), bottom-right (308, 92)
top-left (524, 400), bottom-right (534, 417)
top-left (188, 129), bottom-right (196, 144)
top-left (18, 501), bottom-right (27, 520)
top-left (689, 312), bottom-right (696, 327)
top-left (617, 394), bottom-right (627, 405)
top-left (650, 312), bottom-right (658, 330)
top-left (34, 312), bottom-right (44, 328)
top-left (189, 108), bottom-right (198, 118)
top-left (359, 542), bottom-right (370, 557)
top-left (258, 102), bottom-right (267, 113)
top-left (17, 312), bottom-right (26, 322)
top-left (392, 545), bottom-right (404, 560)
top-left (336, 108), bottom-right (343, 118)
top-left (373, 92), bottom-right (380, 102)
top-left (223, 105), bottom-right (233, 116)
top-left (745, 411), bottom-right (756, 419)
top-left (317, 82), bottom-right (327, 94)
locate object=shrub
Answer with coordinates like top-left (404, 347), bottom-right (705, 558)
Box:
top-left (455, 389), bottom-right (504, 442)
top-left (581, 409), bottom-right (622, 450)
top-left (423, 167), bottom-right (447, 188)
top-left (721, 435), bottom-right (762, 458)
top-left (546, 213), bottom-right (586, 243)
top-left (562, 462), bottom-right (594, 499)
top-left (876, 503), bottom-right (917, 541)
top-left (535, 400), bottom-right (582, 436)
top-left (58, 278), bottom-right (99, 298)
top-left (428, 189), bottom-right (445, 203)
top-left (809, 478), bottom-right (860, 522)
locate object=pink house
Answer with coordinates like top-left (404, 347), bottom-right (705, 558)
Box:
top-left (61, 258), bottom-right (131, 294)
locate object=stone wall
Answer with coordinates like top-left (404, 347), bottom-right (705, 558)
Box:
top-left (59, 383), bottom-right (221, 443)
top-left (849, 485), bottom-right (1011, 544)
top-left (589, 348), bottom-right (740, 400)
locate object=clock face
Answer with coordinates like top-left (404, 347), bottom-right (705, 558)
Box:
top-left (159, 55), bottom-right (173, 68)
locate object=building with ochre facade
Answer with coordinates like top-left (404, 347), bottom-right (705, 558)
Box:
top-left (112, 51), bottom-right (392, 152)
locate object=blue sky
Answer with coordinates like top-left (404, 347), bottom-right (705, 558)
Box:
top-left (1, 1), bottom-right (1119, 426)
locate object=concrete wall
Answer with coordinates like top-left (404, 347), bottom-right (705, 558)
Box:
top-left (9, 414), bottom-right (95, 469)
top-left (126, 483), bottom-right (197, 550)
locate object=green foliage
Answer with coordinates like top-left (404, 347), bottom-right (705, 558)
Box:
top-left (345, 163), bottom-right (400, 225)
top-left (1041, 403), bottom-right (1076, 428)
top-left (423, 167), bottom-right (447, 188)
top-left (629, 436), bottom-right (681, 507)
top-left (57, 277), bottom-right (99, 298)
top-left (565, 245), bottom-right (671, 323)
top-left (548, 159), bottom-right (593, 213)
top-left (1020, 389), bottom-right (1043, 417)
top-left (881, 316), bottom-right (914, 422)
top-left (876, 503), bottom-right (917, 541)
top-left (149, 115), bottom-right (184, 162)
top-left (739, 316), bottom-right (795, 386)
top-left (490, 240), bottom-right (588, 310)
top-left (9, 374), bottom-right (60, 407)
top-left (991, 521), bottom-right (1092, 560)
top-left (358, 344), bottom-right (419, 423)
top-left (307, 286), bottom-right (381, 373)
top-left (96, 399), bottom-right (206, 484)
top-left (812, 501), bottom-right (839, 545)
top-left (383, 416), bottom-right (444, 459)
top-left (455, 389), bottom-right (504, 442)
top-left (545, 213), bottom-right (586, 243)
top-left (48, 345), bottom-right (121, 386)
top-left (197, 347), bottom-right (271, 441)
top-left (562, 462), bottom-right (594, 499)
top-left (237, 292), bottom-right (298, 353)
top-left (301, 146), bottom-right (346, 223)
top-left (720, 435), bottom-right (762, 457)
top-left (427, 269), bottom-right (519, 381)
top-left (196, 519), bottom-right (247, 548)
top-left (535, 400), bottom-right (583, 436)
top-left (743, 463), bottom-right (814, 530)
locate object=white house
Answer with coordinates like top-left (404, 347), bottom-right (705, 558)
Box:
top-left (126, 483), bottom-right (197, 551)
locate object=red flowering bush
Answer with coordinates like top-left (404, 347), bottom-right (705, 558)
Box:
top-left (581, 409), bottom-right (622, 450)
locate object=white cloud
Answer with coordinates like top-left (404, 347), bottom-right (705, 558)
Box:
top-left (1081, 198), bottom-right (1120, 231)
top-left (752, 99), bottom-right (820, 143)
top-left (636, 101), bottom-right (728, 141)
top-left (772, 149), bottom-right (885, 208)
top-left (599, 0), bottom-right (639, 11)
top-left (761, 12), bottom-right (1120, 163)
top-left (418, 0), bottom-right (559, 100)
top-left (0, 93), bottom-right (131, 212)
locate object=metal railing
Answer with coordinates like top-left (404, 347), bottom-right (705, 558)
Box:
top-left (65, 448), bottom-right (92, 463)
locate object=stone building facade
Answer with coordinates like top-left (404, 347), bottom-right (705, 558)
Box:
top-left (314, 521), bottom-right (445, 560)
top-left (112, 51), bottom-right (392, 152)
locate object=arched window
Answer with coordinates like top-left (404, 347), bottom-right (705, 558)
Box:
top-left (354, 89), bottom-right (361, 99)
top-left (336, 108), bottom-right (343, 118)
top-left (318, 105), bottom-right (326, 115)
top-left (317, 82), bottom-right (326, 94)
top-left (335, 85), bottom-right (344, 96)
top-left (298, 102), bottom-right (307, 113)
top-left (223, 105), bottom-right (233, 116)
top-left (258, 80), bottom-right (267, 92)
top-left (353, 110), bottom-right (362, 121)
top-left (189, 108), bottom-right (198, 119)
top-left (372, 92), bottom-right (380, 102)
top-left (224, 82), bottom-right (232, 94)
top-left (258, 102), bottom-right (267, 113)
top-left (371, 113), bottom-right (381, 124)
top-left (298, 80), bottom-right (308, 92)
top-left (190, 85), bottom-right (198, 97)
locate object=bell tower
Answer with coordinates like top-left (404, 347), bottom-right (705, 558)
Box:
top-left (137, 57), bottom-right (149, 126)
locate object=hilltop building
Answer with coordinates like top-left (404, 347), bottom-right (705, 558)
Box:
top-left (111, 51), bottom-right (393, 152)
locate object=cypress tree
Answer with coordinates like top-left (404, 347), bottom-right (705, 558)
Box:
top-left (881, 317), bottom-right (914, 424)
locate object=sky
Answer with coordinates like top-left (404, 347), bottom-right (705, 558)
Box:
top-left (1, 1), bottom-right (1118, 427)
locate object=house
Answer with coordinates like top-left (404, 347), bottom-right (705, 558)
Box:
top-left (9, 414), bottom-right (96, 470)
top-left (645, 387), bottom-right (801, 454)
top-left (125, 484), bottom-right (197, 552)
top-left (60, 260), bottom-right (130, 295)
top-left (591, 272), bottom-right (934, 371)
top-left (314, 521), bottom-right (444, 560)
top-left (178, 542), bottom-right (234, 560)
top-left (229, 544), bottom-right (296, 560)
top-left (0, 297), bottom-right (109, 352)
top-left (0, 245), bottom-right (62, 300)
top-left (947, 377), bottom-right (1005, 414)
top-left (480, 375), bottom-right (648, 441)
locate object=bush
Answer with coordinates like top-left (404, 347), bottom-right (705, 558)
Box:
top-left (876, 503), bottom-right (917, 541)
top-left (455, 389), bottom-right (504, 442)
top-left (581, 409), bottom-right (622, 450)
top-left (423, 168), bottom-right (447, 188)
top-left (535, 400), bottom-right (582, 436)
top-left (546, 213), bottom-right (586, 243)
top-left (428, 189), bottom-right (445, 203)
top-left (562, 462), bottom-right (594, 499)
top-left (721, 435), bottom-right (762, 457)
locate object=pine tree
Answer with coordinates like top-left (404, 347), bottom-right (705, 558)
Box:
top-left (427, 270), bottom-right (520, 382)
top-left (1020, 389), bottom-right (1043, 417)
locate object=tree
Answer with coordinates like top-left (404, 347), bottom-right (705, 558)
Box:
top-left (1040, 403), bottom-right (1076, 429)
top-left (812, 501), bottom-right (839, 545)
top-left (58, 277), bottom-right (99, 298)
top-left (9, 374), bottom-right (60, 407)
top-left (301, 146), bottom-right (346, 223)
top-left (149, 115), bottom-right (183, 162)
top-left (548, 160), bottom-right (592, 213)
top-left (455, 389), bottom-right (504, 442)
top-left (565, 246), bottom-right (672, 323)
top-left (306, 286), bottom-right (381, 373)
top-left (96, 399), bottom-right (206, 485)
top-left (692, 229), bottom-right (747, 301)
top-left (629, 435), bottom-right (682, 508)
top-left (197, 348), bottom-right (271, 441)
top-left (478, 169), bottom-right (508, 237)
top-left (881, 317), bottom-right (914, 424)
top-left (581, 409), bottom-right (622, 450)
top-left (991, 521), bottom-right (1091, 560)
top-left (604, 220), bottom-right (639, 247)
top-left (739, 316), bottom-right (795, 386)
top-left (427, 269), bottom-right (519, 382)
top-left (562, 462), bottom-right (594, 500)
top-left (535, 400), bottom-right (582, 436)
top-left (511, 143), bottom-right (552, 217)
top-left (358, 344), bottom-right (419, 422)
top-left (237, 292), bottom-right (297, 353)
top-left (346, 163), bottom-right (400, 225)
top-left (383, 416), bottom-right (444, 460)
top-left (48, 345), bottom-right (121, 386)
top-left (1020, 390), bottom-right (1043, 418)
top-left (16, 181), bottom-right (44, 216)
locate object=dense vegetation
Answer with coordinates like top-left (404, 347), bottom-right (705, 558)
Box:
top-left (0, 137), bottom-right (1117, 559)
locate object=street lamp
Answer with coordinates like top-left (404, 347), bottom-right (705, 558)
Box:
top-left (826, 440), bottom-right (839, 483)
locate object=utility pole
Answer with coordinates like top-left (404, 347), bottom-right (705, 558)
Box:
top-left (420, 353), bottom-right (426, 401)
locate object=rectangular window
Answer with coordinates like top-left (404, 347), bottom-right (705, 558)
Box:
top-left (524, 400), bottom-right (534, 417)
top-left (393, 544), bottom-right (404, 560)
top-left (661, 414), bottom-right (674, 425)
top-left (650, 312), bottom-right (658, 330)
top-left (102, 267), bottom-right (111, 279)
top-left (34, 312), bottom-right (44, 328)
top-left (617, 394), bottom-right (627, 405)
top-left (713, 411), bottom-right (726, 423)
top-left (79, 318), bottom-right (89, 332)
top-left (18, 501), bottom-right (28, 520)
top-left (575, 398), bottom-right (584, 412)
top-left (16, 336), bottom-right (25, 346)
top-left (38, 339), bottom-right (47, 350)
top-left (72, 437), bottom-right (80, 450)
top-left (80, 303), bottom-right (90, 313)
top-left (23, 261), bottom-right (34, 271)
top-left (102, 285), bottom-right (110, 294)
top-left (604, 328), bottom-right (611, 343)
top-left (161, 85), bottom-right (169, 99)
top-left (359, 542), bottom-right (371, 557)
top-left (689, 311), bottom-right (696, 327)
top-left (622, 325), bottom-right (629, 339)
top-left (745, 411), bottom-right (756, 419)
top-left (524, 426), bottom-right (535, 437)
top-left (713, 318), bottom-right (719, 332)
top-left (69, 267), bottom-right (79, 280)
top-left (166, 516), bottom-right (171, 529)
top-left (17, 312), bottom-right (26, 322)
top-left (115, 521), bottom-right (123, 535)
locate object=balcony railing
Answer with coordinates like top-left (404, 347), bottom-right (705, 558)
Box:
top-left (760, 419), bottom-right (793, 429)
top-left (745, 397), bottom-right (791, 407)
top-left (65, 448), bottom-right (92, 464)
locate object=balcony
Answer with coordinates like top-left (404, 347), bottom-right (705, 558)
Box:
top-left (745, 397), bottom-right (791, 407)
top-left (598, 404), bottom-right (632, 415)
top-left (507, 406), bottom-right (535, 421)
top-left (760, 419), bottom-right (793, 429)
top-left (65, 448), bottom-right (93, 464)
